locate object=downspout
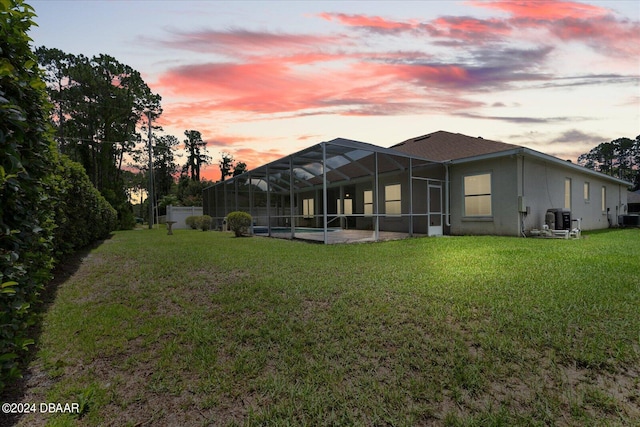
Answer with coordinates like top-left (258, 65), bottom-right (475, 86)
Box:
top-left (445, 162), bottom-right (451, 227)
top-left (520, 154), bottom-right (526, 238)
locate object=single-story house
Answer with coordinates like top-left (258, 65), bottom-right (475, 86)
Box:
top-left (203, 131), bottom-right (631, 243)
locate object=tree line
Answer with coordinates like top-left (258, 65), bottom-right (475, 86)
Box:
top-left (36, 47), bottom-right (248, 226)
top-left (578, 136), bottom-right (640, 190)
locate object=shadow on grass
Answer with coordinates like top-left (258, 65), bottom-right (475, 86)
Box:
top-left (0, 236), bottom-right (112, 426)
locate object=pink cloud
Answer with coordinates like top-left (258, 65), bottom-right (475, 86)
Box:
top-left (162, 28), bottom-right (342, 57)
top-left (549, 16), bottom-right (640, 56)
top-left (149, 2), bottom-right (636, 139)
top-left (156, 62), bottom-right (295, 98)
top-left (318, 12), bottom-right (511, 44)
top-left (317, 4), bottom-right (638, 56)
top-left (428, 16), bottom-right (512, 42)
top-left (468, 0), bottom-right (640, 56)
top-left (468, 0), bottom-right (608, 20)
top-left (318, 12), bottom-right (420, 32)
top-left (154, 49), bottom-right (543, 119)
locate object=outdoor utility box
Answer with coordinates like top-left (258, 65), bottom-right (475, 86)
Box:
top-left (546, 208), bottom-right (571, 230)
top-left (619, 215), bottom-right (640, 227)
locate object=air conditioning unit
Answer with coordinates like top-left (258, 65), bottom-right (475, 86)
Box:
top-left (546, 208), bottom-right (571, 230)
top-left (619, 214), bottom-right (640, 227)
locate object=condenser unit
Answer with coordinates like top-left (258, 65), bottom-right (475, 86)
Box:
top-left (546, 208), bottom-right (571, 230)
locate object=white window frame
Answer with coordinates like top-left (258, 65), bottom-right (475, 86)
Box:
top-left (463, 173), bottom-right (492, 217)
top-left (601, 186), bottom-right (606, 212)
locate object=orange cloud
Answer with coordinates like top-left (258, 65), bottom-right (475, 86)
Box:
top-left (156, 61), bottom-right (295, 98)
top-left (199, 147), bottom-right (286, 182)
top-left (155, 33), bottom-right (522, 118)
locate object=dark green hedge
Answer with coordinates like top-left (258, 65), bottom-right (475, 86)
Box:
top-left (51, 155), bottom-right (118, 256)
top-left (1, 0), bottom-right (57, 390)
top-left (1, 0), bottom-right (117, 391)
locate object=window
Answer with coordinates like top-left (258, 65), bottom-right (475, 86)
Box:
top-left (363, 190), bottom-right (373, 216)
top-left (337, 198), bottom-right (352, 215)
top-left (464, 173), bottom-right (491, 216)
top-left (303, 198), bottom-right (314, 219)
top-left (564, 178), bottom-right (571, 210)
top-left (584, 182), bottom-right (590, 202)
top-left (601, 186), bottom-right (606, 212)
top-left (385, 184), bottom-right (401, 216)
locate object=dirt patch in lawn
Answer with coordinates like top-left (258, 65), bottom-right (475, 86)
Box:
top-left (0, 240), bottom-right (108, 426)
top-left (2, 243), bottom-right (254, 427)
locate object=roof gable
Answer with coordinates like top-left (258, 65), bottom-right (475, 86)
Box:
top-left (390, 130), bottom-right (631, 187)
top-left (390, 130), bottom-right (520, 161)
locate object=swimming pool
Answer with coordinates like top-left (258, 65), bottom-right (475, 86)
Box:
top-left (253, 226), bottom-right (337, 234)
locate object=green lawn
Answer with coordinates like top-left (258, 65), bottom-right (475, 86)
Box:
top-left (10, 228), bottom-right (640, 426)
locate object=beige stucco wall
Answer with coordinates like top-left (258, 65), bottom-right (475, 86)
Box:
top-left (449, 156), bottom-right (520, 236)
top-left (521, 156), bottom-right (628, 231)
top-left (448, 153), bottom-right (629, 236)
top-left (296, 164), bottom-right (447, 234)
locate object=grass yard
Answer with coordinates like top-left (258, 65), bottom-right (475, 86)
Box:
top-left (5, 228), bottom-right (640, 426)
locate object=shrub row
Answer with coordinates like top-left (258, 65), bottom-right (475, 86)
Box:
top-left (0, 0), bottom-right (117, 391)
top-left (185, 215), bottom-right (213, 231)
top-left (51, 155), bottom-right (118, 256)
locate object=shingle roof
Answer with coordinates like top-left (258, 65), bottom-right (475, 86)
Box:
top-left (390, 130), bottom-right (520, 162)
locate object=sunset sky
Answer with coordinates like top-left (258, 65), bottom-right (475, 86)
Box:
top-left (29, 0), bottom-right (640, 181)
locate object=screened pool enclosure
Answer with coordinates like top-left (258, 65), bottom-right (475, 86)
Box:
top-left (203, 138), bottom-right (447, 244)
